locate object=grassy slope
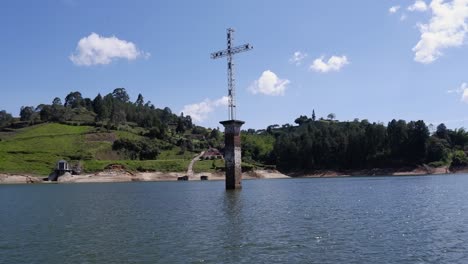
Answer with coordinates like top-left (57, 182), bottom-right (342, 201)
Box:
top-left (193, 159), bottom-right (224, 173)
top-left (0, 123), bottom-right (194, 175)
top-left (0, 124), bottom-right (90, 175)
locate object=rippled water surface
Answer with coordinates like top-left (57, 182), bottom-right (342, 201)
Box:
top-left (2, 175), bottom-right (468, 263)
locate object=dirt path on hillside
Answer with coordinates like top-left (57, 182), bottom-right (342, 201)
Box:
top-left (187, 151), bottom-right (205, 179)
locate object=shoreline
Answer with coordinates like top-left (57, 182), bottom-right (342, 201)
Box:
top-left (2, 166), bottom-right (468, 184)
top-left (0, 169), bottom-right (290, 184)
top-left (289, 165), bottom-right (459, 178)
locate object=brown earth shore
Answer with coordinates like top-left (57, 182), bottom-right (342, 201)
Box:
top-left (3, 166), bottom-right (468, 184)
top-left (292, 165), bottom-right (457, 178)
top-left (0, 169), bottom-right (289, 184)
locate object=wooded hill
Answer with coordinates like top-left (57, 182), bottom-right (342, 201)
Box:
top-left (1, 89), bottom-right (468, 175)
top-left (260, 115), bottom-right (468, 173)
top-left (0, 88), bottom-right (227, 175)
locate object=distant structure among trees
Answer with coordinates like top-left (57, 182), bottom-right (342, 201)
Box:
top-left (201, 148), bottom-right (223, 160)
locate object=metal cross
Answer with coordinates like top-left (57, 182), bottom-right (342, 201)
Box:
top-left (211, 28), bottom-right (253, 120)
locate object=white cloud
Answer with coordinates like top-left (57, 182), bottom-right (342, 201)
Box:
top-left (289, 51), bottom-right (308, 65)
top-left (180, 96), bottom-right (228, 123)
top-left (389, 5), bottom-right (401, 13)
top-left (408, 0), bottom-right (428, 12)
top-left (400, 13), bottom-right (408, 21)
top-left (447, 82), bottom-right (468, 103)
top-left (213, 96), bottom-right (229, 107)
top-left (310, 55), bottom-right (349, 73)
top-left (70, 32), bottom-right (149, 66)
top-left (413, 0), bottom-right (468, 64)
top-left (463, 87), bottom-right (468, 102)
top-left (248, 70), bottom-right (290, 96)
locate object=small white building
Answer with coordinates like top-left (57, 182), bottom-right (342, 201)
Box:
top-left (56, 160), bottom-right (71, 173)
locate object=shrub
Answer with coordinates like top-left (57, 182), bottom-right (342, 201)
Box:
top-left (112, 138), bottom-right (160, 160)
top-left (451, 150), bottom-right (468, 167)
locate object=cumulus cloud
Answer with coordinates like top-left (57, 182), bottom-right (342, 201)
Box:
top-left (463, 88), bottom-right (468, 103)
top-left (70, 32), bottom-right (149, 66)
top-left (408, 0), bottom-right (428, 12)
top-left (180, 96), bottom-right (228, 123)
top-left (248, 70), bottom-right (290, 96)
top-left (389, 5), bottom-right (401, 13)
top-left (448, 82), bottom-right (468, 103)
top-left (289, 51), bottom-right (308, 65)
top-left (413, 0), bottom-right (468, 64)
top-left (310, 55), bottom-right (349, 73)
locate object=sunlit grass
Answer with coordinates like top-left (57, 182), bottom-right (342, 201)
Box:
top-left (0, 123), bottom-right (195, 175)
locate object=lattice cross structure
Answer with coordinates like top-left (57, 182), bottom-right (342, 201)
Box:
top-left (211, 28), bottom-right (253, 120)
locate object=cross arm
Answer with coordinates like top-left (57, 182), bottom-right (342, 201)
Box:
top-left (211, 43), bottom-right (253, 59)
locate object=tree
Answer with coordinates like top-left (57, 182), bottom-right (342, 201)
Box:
top-left (266, 124), bottom-right (280, 134)
top-left (135, 93), bottom-right (144, 107)
top-left (0, 110), bottom-right (13, 127)
top-left (163, 107), bottom-right (172, 114)
top-left (83, 98), bottom-right (94, 111)
top-left (387, 119), bottom-right (408, 158)
top-left (406, 120), bottom-right (429, 162)
top-left (294, 115), bottom-right (308, 125)
top-left (435, 123), bottom-right (449, 142)
top-left (448, 128), bottom-right (468, 149)
top-left (145, 101), bottom-right (155, 109)
top-left (93, 94), bottom-right (107, 121)
top-left (184, 115), bottom-right (193, 129)
top-left (327, 113), bottom-right (336, 120)
top-left (111, 108), bottom-right (126, 126)
top-left (451, 150), bottom-right (468, 167)
top-left (112, 88), bottom-right (130, 103)
top-left (147, 125), bottom-right (167, 140)
top-left (52, 97), bottom-right (62, 106)
top-left (64, 91), bottom-right (83, 108)
top-left (39, 105), bottom-right (52, 121)
top-left (209, 128), bottom-right (221, 139)
top-left (426, 137), bottom-right (449, 163)
top-left (49, 102), bottom-right (65, 122)
top-left (176, 118), bottom-right (186, 134)
top-left (20, 106), bottom-right (34, 121)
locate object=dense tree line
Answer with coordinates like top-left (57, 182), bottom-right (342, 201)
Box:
top-left (9, 88), bottom-right (194, 135)
top-left (266, 117), bottom-right (468, 172)
top-left (4, 94), bottom-right (468, 171)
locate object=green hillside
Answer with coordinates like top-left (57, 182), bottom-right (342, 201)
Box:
top-left (0, 123), bottom-right (195, 175)
top-left (7, 88), bottom-right (466, 175)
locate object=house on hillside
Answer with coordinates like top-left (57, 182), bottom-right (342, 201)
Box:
top-left (201, 148), bottom-right (223, 160)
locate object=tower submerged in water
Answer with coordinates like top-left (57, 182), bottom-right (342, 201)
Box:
top-left (211, 28), bottom-right (252, 190)
top-left (220, 120), bottom-right (244, 190)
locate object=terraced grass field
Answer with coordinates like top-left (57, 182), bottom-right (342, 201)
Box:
top-left (0, 123), bottom-right (194, 175)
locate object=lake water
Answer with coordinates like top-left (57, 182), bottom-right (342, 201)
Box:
top-left (1, 175), bottom-right (468, 263)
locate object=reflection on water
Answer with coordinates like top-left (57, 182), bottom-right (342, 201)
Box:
top-left (1, 176), bottom-right (468, 263)
top-left (220, 191), bottom-right (245, 263)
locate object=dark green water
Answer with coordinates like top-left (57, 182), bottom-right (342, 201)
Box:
top-left (1, 175), bottom-right (468, 263)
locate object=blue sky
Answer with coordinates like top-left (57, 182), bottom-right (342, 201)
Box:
top-left (1, 0), bottom-right (468, 130)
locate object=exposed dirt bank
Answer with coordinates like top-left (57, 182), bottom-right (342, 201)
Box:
top-left (4, 165), bottom-right (465, 184)
top-left (0, 169), bottom-right (289, 184)
top-left (292, 165), bottom-right (452, 178)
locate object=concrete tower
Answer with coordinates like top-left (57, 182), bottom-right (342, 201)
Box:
top-left (211, 28), bottom-right (252, 190)
top-left (220, 120), bottom-right (244, 189)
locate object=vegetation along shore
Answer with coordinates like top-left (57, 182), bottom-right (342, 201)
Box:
top-left (1, 89), bottom-right (468, 184)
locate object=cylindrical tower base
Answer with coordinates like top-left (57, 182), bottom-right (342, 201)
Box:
top-left (220, 120), bottom-right (244, 190)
